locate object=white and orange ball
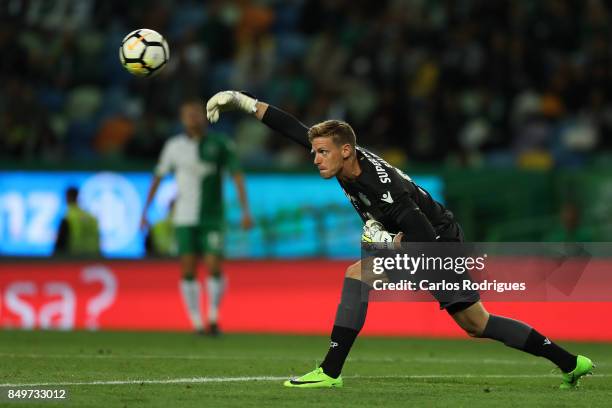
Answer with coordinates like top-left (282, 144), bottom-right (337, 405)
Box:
top-left (119, 29), bottom-right (169, 77)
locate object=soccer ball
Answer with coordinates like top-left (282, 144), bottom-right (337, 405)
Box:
top-left (119, 29), bottom-right (169, 77)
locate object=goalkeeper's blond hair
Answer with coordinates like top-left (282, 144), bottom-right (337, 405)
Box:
top-left (308, 120), bottom-right (356, 147)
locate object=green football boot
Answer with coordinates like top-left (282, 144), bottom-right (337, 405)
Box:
top-left (560, 355), bottom-right (594, 389)
top-left (283, 367), bottom-right (343, 388)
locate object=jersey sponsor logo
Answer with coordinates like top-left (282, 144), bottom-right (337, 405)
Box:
top-left (381, 191), bottom-right (394, 204)
top-left (376, 168), bottom-right (391, 184)
top-left (358, 148), bottom-right (391, 184)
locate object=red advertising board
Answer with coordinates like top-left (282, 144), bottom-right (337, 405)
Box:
top-left (0, 260), bottom-right (610, 341)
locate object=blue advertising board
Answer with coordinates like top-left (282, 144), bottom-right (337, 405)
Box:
top-left (0, 171), bottom-right (443, 259)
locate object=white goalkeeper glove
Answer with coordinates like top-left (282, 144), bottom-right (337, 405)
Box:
top-left (206, 91), bottom-right (258, 123)
top-left (361, 220), bottom-right (395, 243)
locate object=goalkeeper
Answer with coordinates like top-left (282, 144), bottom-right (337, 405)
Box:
top-left (206, 91), bottom-right (593, 389)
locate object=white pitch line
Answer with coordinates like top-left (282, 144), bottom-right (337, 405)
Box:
top-left (1, 352), bottom-right (600, 367)
top-left (363, 374), bottom-right (609, 379)
top-left (0, 373), bottom-right (608, 388)
top-left (0, 376), bottom-right (287, 388)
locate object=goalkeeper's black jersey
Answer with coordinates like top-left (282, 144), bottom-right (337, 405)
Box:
top-left (337, 146), bottom-right (455, 237)
top-left (261, 105), bottom-right (457, 240)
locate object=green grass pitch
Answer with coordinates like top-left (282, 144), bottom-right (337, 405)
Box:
top-left (0, 330), bottom-right (610, 407)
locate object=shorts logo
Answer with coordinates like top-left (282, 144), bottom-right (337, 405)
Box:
top-left (543, 338), bottom-right (551, 346)
top-left (208, 231), bottom-right (222, 250)
top-left (330, 341), bottom-right (339, 348)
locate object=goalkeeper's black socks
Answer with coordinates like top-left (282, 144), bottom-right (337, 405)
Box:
top-left (482, 315), bottom-right (577, 373)
top-left (523, 329), bottom-right (577, 373)
top-left (320, 325), bottom-right (359, 378)
top-left (320, 278), bottom-right (371, 378)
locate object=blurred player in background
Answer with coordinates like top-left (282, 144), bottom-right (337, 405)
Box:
top-left (207, 91), bottom-right (593, 388)
top-left (142, 99), bottom-right (253, 336)
top-left (54, 186), bottom-right (100, 257)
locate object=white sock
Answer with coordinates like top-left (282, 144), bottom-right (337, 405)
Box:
top-left (207, 275), bottom-right (226, 324)
top-left (180, 279), bottom-right (204, 330)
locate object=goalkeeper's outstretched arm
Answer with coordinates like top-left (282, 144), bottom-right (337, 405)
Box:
top-left (206, 91), bottom-right (311, 149)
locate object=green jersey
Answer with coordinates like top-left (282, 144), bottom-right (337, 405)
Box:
top-left (155, 132), bottom-right (240, 227)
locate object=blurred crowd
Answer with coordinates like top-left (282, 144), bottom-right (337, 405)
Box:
top-left (2, 0), bottom-right (612, 169)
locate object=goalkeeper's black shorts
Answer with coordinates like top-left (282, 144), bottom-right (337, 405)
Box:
top-left (381, 221), bottom-right (481, 314)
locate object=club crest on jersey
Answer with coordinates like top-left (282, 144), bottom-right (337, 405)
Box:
top-left (358, 192), bottom-right (371, 206)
